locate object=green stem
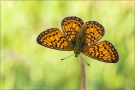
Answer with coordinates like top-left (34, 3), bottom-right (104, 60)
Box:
top-left (80, 53), bottom-right (86, 90)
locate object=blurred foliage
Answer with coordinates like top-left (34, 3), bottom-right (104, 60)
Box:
top-left (1, 1), bottom-right (134, 90)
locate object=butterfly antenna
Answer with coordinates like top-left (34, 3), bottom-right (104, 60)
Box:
top-left (79, 55), bottom-right (90, 66)
top-left (61, 54), bottom-right (74, 60)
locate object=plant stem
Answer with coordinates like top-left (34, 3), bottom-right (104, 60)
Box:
top-left (80, 53), bottom-right (86, 90)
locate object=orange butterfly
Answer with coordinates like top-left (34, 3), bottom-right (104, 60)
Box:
top-left (37, 16), bottom-right (119, 63)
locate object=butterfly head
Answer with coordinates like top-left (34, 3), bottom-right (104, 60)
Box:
top-left (75, 53), bottom-right (79, 57)
top-left (74, 47), bottom-right (80, 57)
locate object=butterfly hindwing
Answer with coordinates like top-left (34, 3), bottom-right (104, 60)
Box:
top-left (37, 28), bottom-right (73, 51)
top-left (83, 21), bottom-right (104, 46)
top-left (61, 16), bottom-right (84, 44)
top-left (81, 40), bottom-right (119, 63)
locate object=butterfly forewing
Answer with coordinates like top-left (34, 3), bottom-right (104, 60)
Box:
top-left (37, 28), bottom-right (73, 51)
top-left (61, 16), bottom-right (84, 44)
top-left (83, 21), bottom-right (104, 46)
top-left (81, 40), bottom-right (119, 63)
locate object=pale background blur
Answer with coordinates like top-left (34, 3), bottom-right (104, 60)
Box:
top-left (1, 1), bottom-right (134, 90)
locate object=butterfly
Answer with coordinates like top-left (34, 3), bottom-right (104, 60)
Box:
top-left (37, 16), bottom-right (119, 63)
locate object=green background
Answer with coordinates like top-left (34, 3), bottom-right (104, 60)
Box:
top-left (1, 1), bottom-right (134, 89)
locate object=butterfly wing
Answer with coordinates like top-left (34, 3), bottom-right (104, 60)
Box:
top-left (61, 16), bottom-right (84, 45)
top-left (81, 40), bottom-right (119, 63)
top-left (83, 21), bottom-right (104, 46)
top-left (37, 28), bottom-right (73, 51)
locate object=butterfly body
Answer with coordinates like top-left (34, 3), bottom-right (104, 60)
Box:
top-left (73, 24), bottom-right (87, 57)
top-left (37, 16), bottom-right (119, 63)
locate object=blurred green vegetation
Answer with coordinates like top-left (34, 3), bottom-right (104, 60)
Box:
top-left (1, 1), bottom-right (134, 89)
